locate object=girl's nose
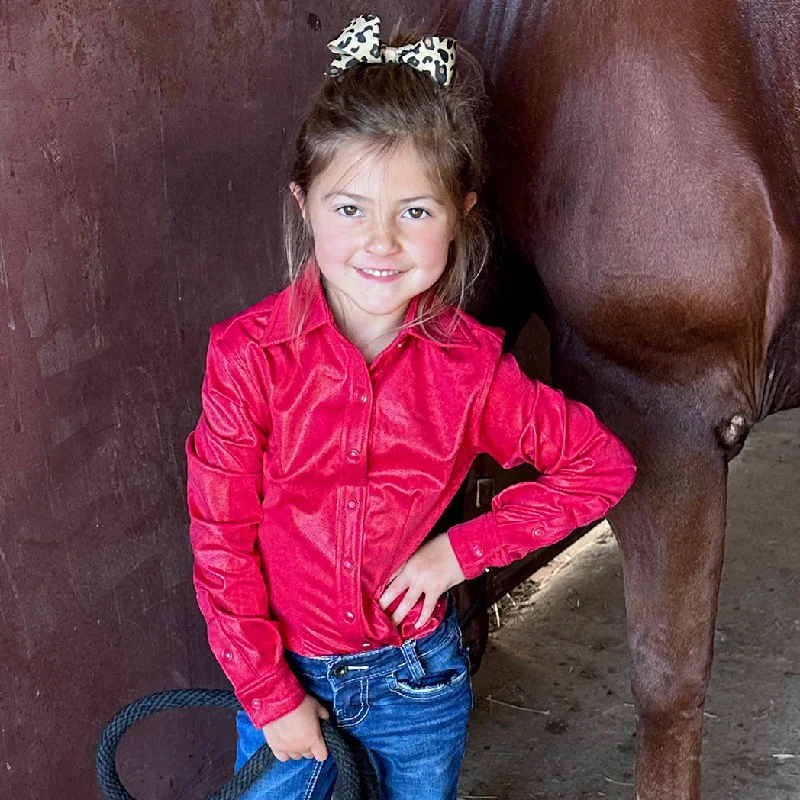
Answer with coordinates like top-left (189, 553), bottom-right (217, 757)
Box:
top-left (364, 217), bottom-right (400, 255)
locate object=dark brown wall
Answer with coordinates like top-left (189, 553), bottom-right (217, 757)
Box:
top-left (0, 2), bottom-right (441, 796)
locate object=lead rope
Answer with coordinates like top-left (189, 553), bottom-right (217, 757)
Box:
top-left (96, 601), bottom-right (480, 800)
top-left (95, 688), bottom-right (375, 800)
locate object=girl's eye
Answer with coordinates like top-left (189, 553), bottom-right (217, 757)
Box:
top-left (337, 205), bottom-right (361, 217)
top-left (404, 207), bottom-right (430, 220)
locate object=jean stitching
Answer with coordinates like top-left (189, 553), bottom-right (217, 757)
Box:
top-left (302, 759), bottom-right (323, 800)
top-left (336, 678), bottom-right (370, 728)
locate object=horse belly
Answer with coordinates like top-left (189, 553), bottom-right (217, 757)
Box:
top-left (516, 48), bottom-right (788, 406)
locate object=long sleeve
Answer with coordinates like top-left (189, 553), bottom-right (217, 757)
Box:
top-left (448, 352), bottom-right (637, 579)
top-left (186, 328), bottom-right (305, 727)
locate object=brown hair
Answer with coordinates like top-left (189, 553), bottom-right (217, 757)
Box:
top-left (283, 22), bottom-right (490, 340)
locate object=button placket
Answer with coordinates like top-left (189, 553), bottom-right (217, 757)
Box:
top-left (336, 360), bottom-right (372, 641)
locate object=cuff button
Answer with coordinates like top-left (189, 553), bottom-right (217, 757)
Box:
top-left (251, 698), bottom-right (262, 709)
top-left (472, 545), bottom-right (484, 558)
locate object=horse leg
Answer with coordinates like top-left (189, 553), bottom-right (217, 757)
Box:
top-left (552, 334), bottom-right (736, 799)
top-left (611, 431), bottom-right (727, 799)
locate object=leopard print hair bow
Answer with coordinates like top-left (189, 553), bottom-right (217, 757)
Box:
top-left (324, 14), bottom-right (456, 87)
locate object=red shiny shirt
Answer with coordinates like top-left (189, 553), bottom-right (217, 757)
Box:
top-left (186, 267), bottom-right (636, 727)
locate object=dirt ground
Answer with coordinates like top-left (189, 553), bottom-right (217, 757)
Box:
top-left (458, 409), bottom-right (800, 800)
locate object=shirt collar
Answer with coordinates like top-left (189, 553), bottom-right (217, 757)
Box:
top-left (260, 260), bottom-right (477, 350)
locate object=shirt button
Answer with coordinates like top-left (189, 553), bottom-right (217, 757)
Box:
top-left (533, 528), bottom-right (544, 537)
top-left (362, 642), bottom-right (371, 649)
top-left (251, 698), bottom-right (262, 710)
top-left (347, 449), bottom-right (360, 461)
top-left (344, 610), bottom-right (355, 622)
top-left (346, 499), bottom-right (357, 510)
top-left (223, 650), bottom-right (233, 662)
top-left (472, 545), bottom-right (484, 558)
top-left (396, 341), bottom-right (404, 349)
top-left (358, 392), bottom-right (368, 403)
top-left (343, 559), bottom-right (354, 571)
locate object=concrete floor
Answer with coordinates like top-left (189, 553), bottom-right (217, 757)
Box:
top-left (459, 409), bottom-right (800, 800)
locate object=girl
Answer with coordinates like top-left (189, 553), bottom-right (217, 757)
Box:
top-left (186, 14), bottom-right (636, 800)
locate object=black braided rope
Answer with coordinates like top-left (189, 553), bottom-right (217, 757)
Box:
top-left (96, 688), bottom-right (368, 800)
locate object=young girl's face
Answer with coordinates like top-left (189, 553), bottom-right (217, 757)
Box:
top-left (293, 139), bottom-right (475, 332)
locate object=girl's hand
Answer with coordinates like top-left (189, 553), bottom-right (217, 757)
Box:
top-left (378, 532), bottom-right (466, 628)
top-left (262, 694), bottom-right (330, 762)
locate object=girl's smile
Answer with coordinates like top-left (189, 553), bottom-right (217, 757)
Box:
top-left (355, 267), bottom-right (404, 280)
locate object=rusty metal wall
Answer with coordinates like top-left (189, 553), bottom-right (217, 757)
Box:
top-left (0, 2), bottom-right (444, 796)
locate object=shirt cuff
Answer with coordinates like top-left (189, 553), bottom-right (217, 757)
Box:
top-left (236, 659), bottom-right (307, 728)
top-left (448, 512), bottom-right (503, 580)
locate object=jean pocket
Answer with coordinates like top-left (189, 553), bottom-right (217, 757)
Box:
top-left (385, 637), bottom-right (470, 700)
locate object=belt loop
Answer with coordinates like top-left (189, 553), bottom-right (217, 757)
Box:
top-left (401, 639), bottom-right (425, 682)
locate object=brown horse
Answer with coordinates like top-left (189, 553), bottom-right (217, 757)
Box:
top-left (442, 1), bottom-right (800, 797)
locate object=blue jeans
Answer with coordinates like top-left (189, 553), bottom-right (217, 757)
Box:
top-left (234, 600), bottom-right (472, 799)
